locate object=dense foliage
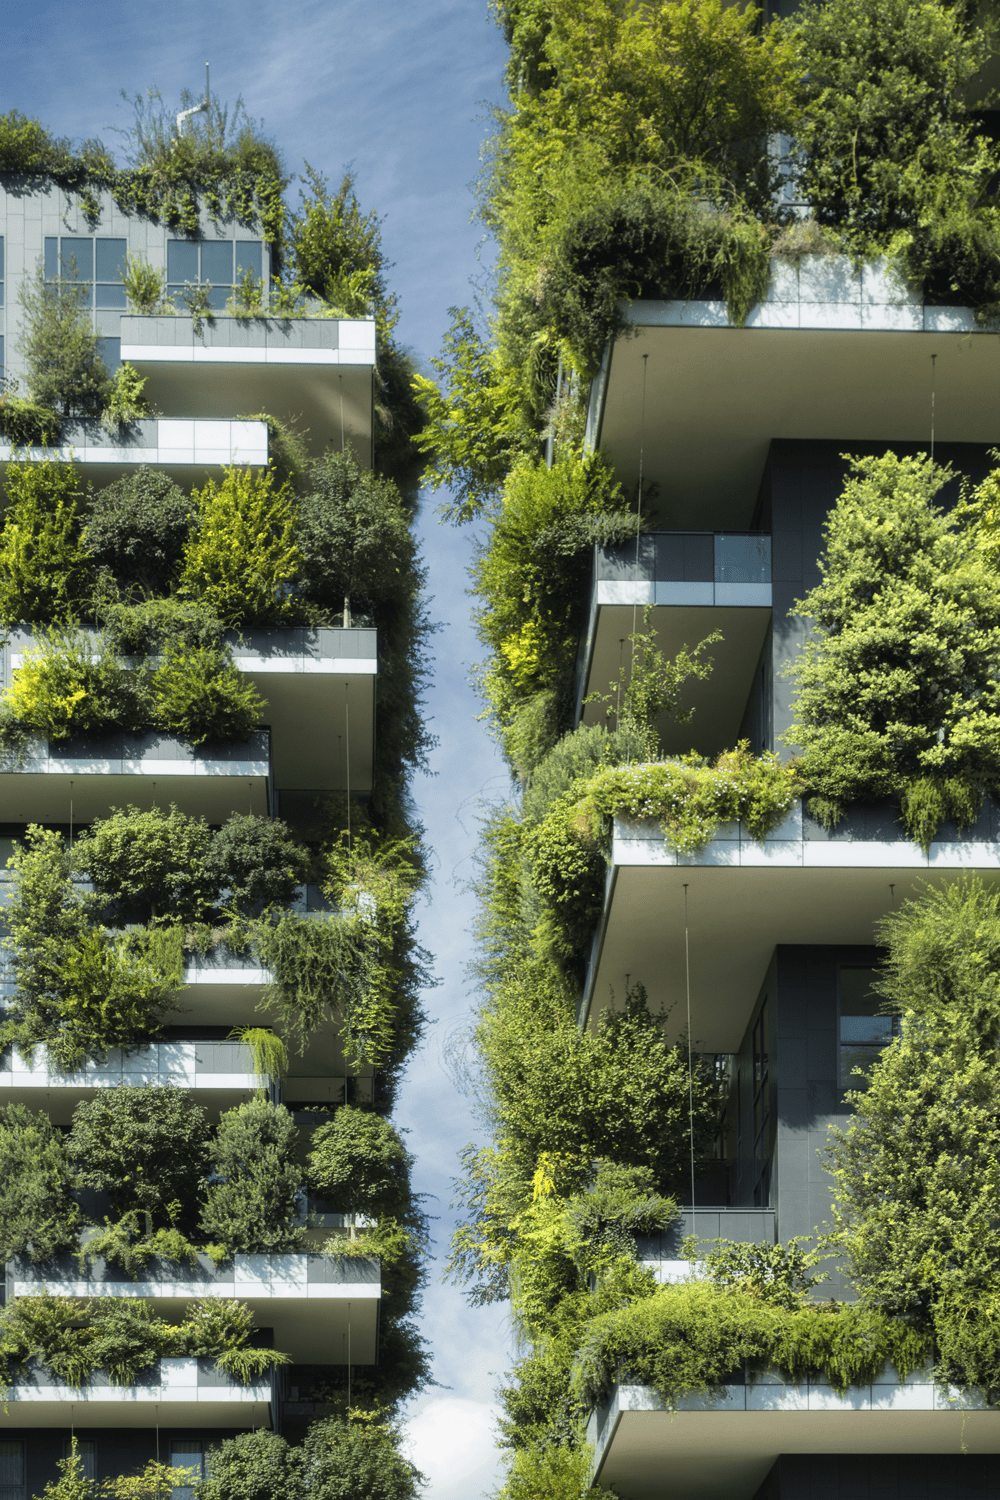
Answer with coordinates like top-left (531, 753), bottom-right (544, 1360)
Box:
top-left (194, 1415), bottom-right (422, 1500)
top-left (200, 1099), bottom-right (306, 1254)
top-left (0, 1104), bottom-right (78, 1262)
top-left (786, 452), bottom-right (1000, 847)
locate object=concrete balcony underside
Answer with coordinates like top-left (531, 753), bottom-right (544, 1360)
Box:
top-left (9, 1252), bottom-right (380, 1365)
top-left (589, 1378), bottom-right (1000, 1500)
top-left (0, 731), bottom-right (271, 823)
top-left (4, 628), bottom-right (378, 794)
top-left (0, 419), bottom-right (268, 491)
top-left (580, 799), bottom-right (1000, 1050)
top-left (121, 315), bottom-right (375, 464)
top-left (590, 260), bottom-right (1000, 530)
top-left (0, 1357), bottom-right (272, 1428)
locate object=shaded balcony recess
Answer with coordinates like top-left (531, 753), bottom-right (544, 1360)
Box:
top-left (576, 532), bottom-right (771, 757)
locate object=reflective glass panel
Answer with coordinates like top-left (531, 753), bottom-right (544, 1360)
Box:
top-left (98, 337), bottom-right (121, 374)
top-left (171, 1441), bottom-right (203, 1500)
top-left (96, 284), bottom-right (128, 309)
top-left (44, 238), bottom-right (59, 281)
top-left (207, 283), bottom-right (231, 310)
top-left (64, 1443), bottom-right (95, 1480)
top-left (715, 534), bottom-right (771, 585)
top-left (234, 241), bottom-right (263, 280)
top-left (167, 240), bottom-right (199, 283)
top-left (61, 237), bottom-right (93, 280)
top-left (0, 335), bottom-right (4, 381)
top-left (0, 236), bottom-right (4, 278)
top-left (201, 240), bottom-right (233, 284)
top-left (0, 1441), bottom-right (23, 1500)
top-left (839, 967), bottom-right (896, 1087)
top-left (95, 238), bottom-right (127, 282)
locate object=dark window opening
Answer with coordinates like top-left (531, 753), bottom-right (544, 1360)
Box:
top-left (839, 966), bottom-right (898, 1089)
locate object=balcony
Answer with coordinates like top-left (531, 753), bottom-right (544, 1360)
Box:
top-left (636, 1209), bottom-right (777, 1286)
top-left (8, 1251), bottom-right (380, 1366)
top-left (587, 1370), bottom-right (996, 1500)
top-left (588, 257), bottom-right (1000, 531)
top-left (0, 729), bottom-right (271, 824)
top-left (579, 798), bottom-right (1000, 1050)
top-left (576, 533), bottom-right (771, 755)
top-left (121, 315), bottom-right (376, 464)
top-left (3, 627), bottom-right (378, 795)
top-left (0, 418), bottom-right (268, 490)
top-left (0, 1356), bottom-right (273, 1428)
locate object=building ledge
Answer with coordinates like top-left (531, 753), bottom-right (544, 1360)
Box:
top-left (121, 314), bottom-right (376, 364)
top-left (0, 1357), bottom-right (272, 1427)
top-left (589, 1375), bottom-right (999, 1500)
top-left (0, 418), bottom-right (268, 483)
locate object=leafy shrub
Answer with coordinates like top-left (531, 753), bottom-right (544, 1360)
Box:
top-left (299, 1415), bottom-right (423, 1500)
top-left (100, 362), bottom-right (150, 433)
top-left (179, 466), bottom-right (300, 626)
top-left (0, 1104), bottom-right (77, 1262)
top-left (1, 827), bottom-right (179, 1068)
top-left (0, 460), bottom-right (93, 628)
top-left (307, 1107), bottom-right (414, 1217)
top-left (786, 452), bottom-right (1000, 846)
top-left (0, 389), bottom-right (60, 445)
top-left (84, 468), bottom-right (196, 594)
top-left (17, 260), bottom-right (111, 416)
top-left (152, 643), bottom-right (265, 745)
top-left (296, 449), bottom-right (416, 623)
top-left (77, 1210), bottom-right (202, 1279)
top-left (200, 1099), bottom-right (306, 1254)
top-left (67, 1085), bottom-right (210, 1232)
top-left (5, 629), bottom-right (136, 741)
top-left (78, 804), bottom-right (216, 925)
top-left (195, 1431), bottom-right (305, 1500)
top-left (122, 250), bottom-right (170, 314)
top-left (206, 812), bottom-right (308, 912)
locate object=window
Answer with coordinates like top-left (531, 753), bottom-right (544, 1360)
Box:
top-left (98, 337), bottom-right (121, 375)
top-left (0, 336), bottom-right (4, 384)
top-left (0, 1442), bottom-right (24, 1500)
top-left (170, 1441), bottom-right (204, 1500)
top-left (839, 966), bottom-right (898, 1088)
top-left (64, 1442), bottom-right (95, 1480)
top-left (0, 234), bottom-right (5, 307)
top-left (43, 237), bottom-right (126, 309)
top-left (167, 238), bottom-right (263, 311)
top-left (752, 1000), bottom-right (771, 1206)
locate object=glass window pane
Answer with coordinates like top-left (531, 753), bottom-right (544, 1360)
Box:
top-left (61, 237), bottom-right (93, 280)
top-left (0, 335), bottom-right (4, 381)
top-left (201, 241), bottom-right (233, 284)
top-left (99, 337), bottom-right (121, 374)
top-left (0, 1440), bottom-right (23, 1500)
top-left (96, 284), bottom-right (128, 309)
top-left (0, 236), bottom-right (5, 279)
top-left (207, 284), bottom-right (231, 310)
top-left (44, 238), bottom-right (59, 281)
top-left (234, 241), bottom-right (263, 280)
top-left (167, 285), bottom-right (187, 309)
top-left (715, 534), bottom-right (771, 585)
top-left (64, 1443), bottom-right (95, 1480)
top-left (0, 283), bottom-right (4, 308)
top-left (167, 240), bottom-right (199, 283)
top-left (95, 238), bottom-right (127, 282)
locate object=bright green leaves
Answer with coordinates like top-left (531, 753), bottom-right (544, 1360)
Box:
top-left (180, 465), bottom-right (300, 627)
top-left (0, 460), bottom-right (93, 629)
top-left (786, 451), bottom-right (1000, 845)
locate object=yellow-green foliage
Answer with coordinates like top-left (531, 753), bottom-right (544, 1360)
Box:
top-left (0, 461), bottom-right (93, 628)
top-left (6, 631), bottom-right (131, 741)
top-left (180, 466), bottom-right (300, 627)
top-left (152, 644), bottom-right (265, 745)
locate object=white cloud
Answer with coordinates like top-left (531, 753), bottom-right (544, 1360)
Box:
top-left (404, 1396), bottom-right (504, 1500)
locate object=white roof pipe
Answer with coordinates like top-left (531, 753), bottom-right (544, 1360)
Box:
top-left (176, 63), bottom-right (209, 137)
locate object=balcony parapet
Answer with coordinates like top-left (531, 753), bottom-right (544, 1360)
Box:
top-left (1, 1356), bottom-right (273, 1425)
top-left (121, 315), bottom-right (376, 366)
top-left (635, 1209), bottom-right (776, 1286)
top-left (588, 1370), bottom-right (997, 1499)
top-left (0, 418), bottom-right (267, 472)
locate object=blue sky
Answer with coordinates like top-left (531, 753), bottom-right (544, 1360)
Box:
top-left (2, 1), bottom-right (514, 1493)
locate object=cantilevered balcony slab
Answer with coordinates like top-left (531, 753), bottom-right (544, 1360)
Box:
top-left (0, 1357), bottom-right (272, 1428)
top-left (576, 534), bottom-right (771, 755)
top-left (4, 628), bottom-right (377, 795)
top-left (0, 731), bottom-right (270, 824)
top-left (121, 315), bottom-right (375, 463)
top-left (0, 419), bottom-right (268, 491)
top-left (579, 798), bottom-right (1000, 1049)
top-left (588, 1375), bottom-right (1000, 1500)
top-left (0, 1040), bottom-right (265, 1123)
top-left (9, 1252), bottom-right (381, 1365)
top-left (589, 258), bottom-right (1000, 530)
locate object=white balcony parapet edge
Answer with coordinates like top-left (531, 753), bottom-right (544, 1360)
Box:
top-left (10, 1252), bottom-right (380, 1302)
top-left (611, 803), bottom-right (1000, 872)
top-left (4, 1358), bottom-right (270, 1404)
top-left (0, 420), bottom-right (268, 468)
top-left (594, 580), bottom-right (772, 609)
top-left (0, 1042), bottom-right (263, 1093)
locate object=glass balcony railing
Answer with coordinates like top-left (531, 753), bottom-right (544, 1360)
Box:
top-left (595, 531), bottom-right (771, 586)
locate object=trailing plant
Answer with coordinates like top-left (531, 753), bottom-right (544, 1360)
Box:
top-left (199, 1099), bottom-right (306, 1254)
top-left (179, 465), bottom-right (300, 627)
top-left (0, 1291), bottom-right (288, 1391)
top-left (182, 281), bottom-right (214, 336)
top-left (785, 452), bottom-right (1000, 848)
top-left (99, 362), bottom-right (150, 433)
top-left (228, 1026), bottom-right (289, 1085)
top-left (238, 412), bottom-right (310, 493)
top-left (0, 386), bottom-right (60, 445)
top-left (75, 1210), bottom-right (202, 1278)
